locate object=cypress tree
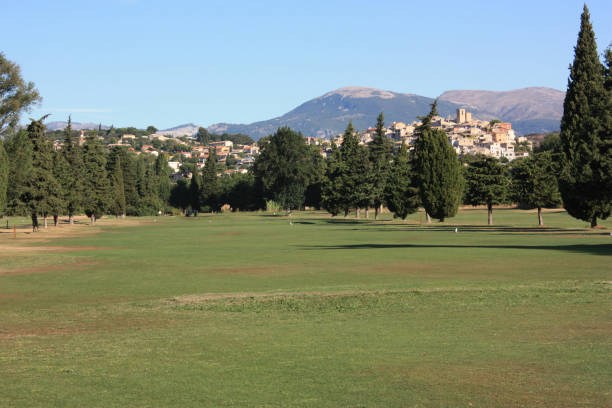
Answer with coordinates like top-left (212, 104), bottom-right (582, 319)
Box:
top-left (0, 140), bottom-right (7, 216)
top-left (200, 148), bottom-right (220, 212)
top-left (62, 116), bottom-right (86, 224)
top-left (384, 143), bottom-right (420, 220)
top-left (81, 134), bottom-right (111, 224)
top-left (369, 112), bottom-right (392, 219)
top-left (559, 5), bottom-right (610, 227)
top-left (52, 150), bottom-right (70, 226)
top-left (464, 155), bottom-right (509, 225)
top-left (155, 153), bottom-right (172, 211)
top-left (414, 101), bottom-right (463, 222)
top-left (189, 165), bottom-right (202, 215)
top-left (511, 152), bottom-right (561, 226)
top-left (602, 46), bottom-right (612, 203)
top-left (108, 147), bottom-right (138, 214)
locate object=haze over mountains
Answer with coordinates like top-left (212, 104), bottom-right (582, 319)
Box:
top-left (45, 86), bottom-right (565, 139)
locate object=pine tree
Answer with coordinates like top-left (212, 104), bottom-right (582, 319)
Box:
top-left (4, 129), bottom-right (32, 216)
top-left (321, 142), bottom-right (346, 216)
top-left (414, 101), bottom-right (463, 222)
top-left (0, 140), bottom-right (7, 216)
top-left (559, 5), bottom-right (610, 227)
top-left (340, 121), bottom-right (372, 218)
top-left (384, 143), bottom-right (420, 220)
top-left (200, 149), bottom-right (220, 212)
top-left (81, 134), bottom-right (111, 224)
top-left (23, 117), bottom-right (61, 230)
top-left (511, 152), bottom-right (561, 226)
top-left (110, 156), bottom-right (126, 218)
top-left (464, 155), bottom-right (509, 225)
top-left (369, 112), bottom-right (392, 219)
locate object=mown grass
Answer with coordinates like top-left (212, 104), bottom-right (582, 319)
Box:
top-left (0, 209), bottom-right (611, 407)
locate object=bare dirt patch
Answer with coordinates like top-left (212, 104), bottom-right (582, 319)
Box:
top-left (0, 260), bottom-right (103, 276)
top-left (207, 264), bottom-right (297, 277)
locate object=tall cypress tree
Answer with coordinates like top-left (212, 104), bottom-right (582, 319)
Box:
top-left (52, 149), bottom-right (70, 226)
top-left (81, 134), bottom-right (111, 224)
top-left (155, 153), bottom-right (172, 211)
top-left (62, 116), bottom-right (86, 224)
top-left (0, 140), bottom-right (7, 217)
top-left (602, 46), bottom-right (612, 203)
top-left (384, 143), bottom-right (420, 220)
top-left (189, 164), bottom-right (202, 215)
top-left (200, 148), bottom-right (220, 212)
top-left (369, 112), bottom-right (392, 219)
top-left (559, 5), bottom-right (610, 227)
top-left (464, 155), bottom-right (509, 225)
top-left (414, 101), bottom-right (463, 222)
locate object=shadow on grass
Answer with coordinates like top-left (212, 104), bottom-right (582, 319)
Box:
top-left (299, 243), bottom-right (612, 256)
top-left (339, 224), bottom-right (610, 236)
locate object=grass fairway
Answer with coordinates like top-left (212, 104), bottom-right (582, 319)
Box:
top-left (1, 209), bottom-right (611, 407)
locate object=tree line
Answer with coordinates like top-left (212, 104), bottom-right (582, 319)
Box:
top-left (0, 117), bottom-right (173, 229)
top-left (0, 5), bottom-right (609, 228)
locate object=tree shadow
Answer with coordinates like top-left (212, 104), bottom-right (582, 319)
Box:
top-left (299, 243), bottom-right (612, 256)
top-left (342, 224), bottom-right (608, 236)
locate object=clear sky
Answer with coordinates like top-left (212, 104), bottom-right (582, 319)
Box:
top-left (2, 0), bottom-right (611, 129)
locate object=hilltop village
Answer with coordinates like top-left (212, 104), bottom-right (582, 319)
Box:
top-left (51, 108), bottom-right (530, 179)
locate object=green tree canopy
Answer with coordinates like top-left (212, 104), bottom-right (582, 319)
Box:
top-left (253, 127), bottom-right (314, 211)
top-left (384, 143), bottom-right (420, 220)
top-left (464, 155), bottom-right (509, 225)
top-left (511, 152), bottom-right (561, 226)
top-left (3, 129), bottom-right (32, 216)
top-left (0, 140), bottom-right (7, 216)
top-left (0, 52), bottom-right (41, 134)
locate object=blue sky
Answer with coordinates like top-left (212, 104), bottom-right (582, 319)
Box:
top-left (2, 0), bottom-right (611, 129)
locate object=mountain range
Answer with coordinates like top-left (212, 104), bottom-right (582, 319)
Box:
top-left (46, 121), bottom-right (110, 131)
top-left (208, 86), bottom-right (565, 139)
top-left (42, 86), bottom-right (565, 139)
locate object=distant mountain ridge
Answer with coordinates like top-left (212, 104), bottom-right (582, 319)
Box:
top-left (208, 86), bottom-right (565, 139)
top-left (438, 87), bottom-right (565, 135)
top-left (46, 121), bottom-right (110, 131)
top-left (158, 123), bottom-right (199, 137)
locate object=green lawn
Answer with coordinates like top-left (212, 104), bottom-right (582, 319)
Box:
top-left (1, 209), bottom-right (611, 407)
